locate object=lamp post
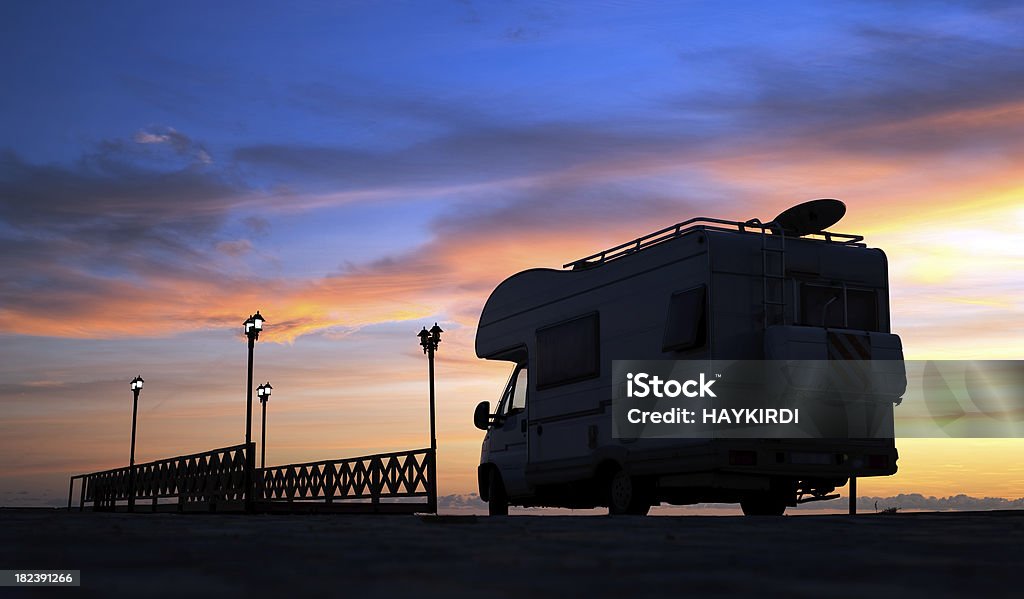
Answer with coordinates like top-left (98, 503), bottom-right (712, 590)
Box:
top-left (257, 382), bottom-right (273, 469)
top-left (128, 375), bottom-right (144, 512)
top-left (243, 311), bottom-right (265, 512)
top-left (418, 323), bottom-right (442, 513)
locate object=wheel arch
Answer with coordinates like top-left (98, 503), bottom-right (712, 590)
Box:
top-left (477, 463), bottom-right (499, 502)
top-left (591, 445), bottom-right (628, 480)
top-left (593, 457), bottom-right (625, 482)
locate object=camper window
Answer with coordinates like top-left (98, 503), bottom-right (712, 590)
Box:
top-left (801, 284), bottom-right (845, 328)
top-left (846, 288), bottom-right (879, 331)
top-left (800, 284), bottom-right (879, 331)
top-left (662, 285), bottom-right (707, 352)
top-left (536, 313), bottom-right (600, 389)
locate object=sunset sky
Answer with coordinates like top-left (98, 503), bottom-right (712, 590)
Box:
top-left (1, 1), bottom-right (1022, 507)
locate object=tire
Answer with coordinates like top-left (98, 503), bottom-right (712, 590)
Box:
top-left (740, 493), bottom-right (787, 516)
top-left (488, 470), bottom-right (509, 516)
top-left (606, 467), bottom-right (652, 516)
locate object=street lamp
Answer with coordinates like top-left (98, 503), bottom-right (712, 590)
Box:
top-left (257, 382), bottom-right (273, 469)
top-left (418, 323), bottom-right (442, 513)
top-left (243, 311), bottom-right (266, 512)
top-left (128, 375), bottom-right (144, 512)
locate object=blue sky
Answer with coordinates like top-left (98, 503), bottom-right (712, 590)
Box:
top-left (1, 1), bottom-right (1023, 504)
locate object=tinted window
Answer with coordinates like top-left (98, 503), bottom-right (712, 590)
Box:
top-left (800, 284), bottom-right (844, 328)
top-left (536, 313), bottom-right (599, 388)
top-left (662, 286), bottom-right (707, 352)
top-left (846, 289), bottom-right (878, 331)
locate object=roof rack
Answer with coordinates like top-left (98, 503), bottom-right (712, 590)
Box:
top-left (563, 216), bottom-right (865, 270)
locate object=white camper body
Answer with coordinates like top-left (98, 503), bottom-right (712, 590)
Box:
top-left (473, 206), bottom-right (901, 515)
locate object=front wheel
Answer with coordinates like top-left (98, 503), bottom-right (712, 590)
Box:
top-left (488, 470), bottom-right (509, 516)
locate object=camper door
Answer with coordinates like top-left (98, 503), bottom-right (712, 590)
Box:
top-left (489, 364), bottom-right (530, 497)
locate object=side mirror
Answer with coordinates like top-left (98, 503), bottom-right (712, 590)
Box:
top-left (473, 401), bottom-right (491, 431)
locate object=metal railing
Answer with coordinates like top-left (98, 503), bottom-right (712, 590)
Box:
top-left (69, 444), bottom-right (252, 512)
top-left (563, 216), bottom-right (865, 270)
top-left (256, 448), bottom-right (436, 514)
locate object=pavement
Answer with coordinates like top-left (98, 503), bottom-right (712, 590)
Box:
top-left (1, 509), bottom-right (1021, 598)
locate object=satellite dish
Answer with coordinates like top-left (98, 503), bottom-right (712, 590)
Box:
top-left (770, 199), bottom-right (846, 236)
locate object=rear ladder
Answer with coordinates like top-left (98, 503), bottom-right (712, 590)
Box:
top-left (762, 230), bottom-right (786, 328)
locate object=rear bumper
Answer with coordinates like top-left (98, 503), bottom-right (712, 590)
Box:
top-left (715, 439), bottom-right (898, 478)
top-left (627, 438), bottom-right (897, 480)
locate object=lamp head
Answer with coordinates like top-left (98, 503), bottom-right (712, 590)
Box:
top-left (244, 311), bottom-right (266, 337)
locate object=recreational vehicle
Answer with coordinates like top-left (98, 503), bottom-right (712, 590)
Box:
top-left (472, 200), bottom-right (902, 515)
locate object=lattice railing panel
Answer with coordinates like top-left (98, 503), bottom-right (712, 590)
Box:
top-left (257, 448), bottom-right (433, 502)
top-left (80, 444), bottom-right (251, 509)
top-left (72, 444), bottom-right (434, 512)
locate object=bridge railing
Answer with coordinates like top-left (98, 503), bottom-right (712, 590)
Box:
top-left (256, 448), bottom-right (436, 513)
top-left (69, 443), bottom-right (252, 512)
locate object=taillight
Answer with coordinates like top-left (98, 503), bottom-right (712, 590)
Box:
top-left (729, 450), bottom-right (757, 466)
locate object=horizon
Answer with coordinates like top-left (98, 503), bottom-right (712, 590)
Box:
top-left (2, 1), bottom-right (1023, 507)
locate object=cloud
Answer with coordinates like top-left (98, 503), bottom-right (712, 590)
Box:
top-left (0, 148), bottom-right (238, 234)
top-left (242, 216), bottom-right (271, 235)
top-left (290, 80), bottom-right (491, 133)
top-left (216, 239), bottom-right (253, 257)
top-left (134, 126), bottom-right (213, 164)
top-left (0, 144), bottom-right (268, 337)
top-left (430, 179), bottom-right (722, 242)
top-left (1, 163), bottom-right (710, 342)
top-left (674, 23), bottom-right (1024, 157)
top-left (804, 494), bottom-right (1024, 511)
top-left (437, 493), bottom-right (485, 508)
top-left (234, 121), bottom-right (708, 193)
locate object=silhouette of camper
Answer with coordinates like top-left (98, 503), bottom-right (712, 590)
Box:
top-left (472, 200), bottom-right (901, 515)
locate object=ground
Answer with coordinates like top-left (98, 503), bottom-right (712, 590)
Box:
top-left (1, 509), bottom-right (1021, 597)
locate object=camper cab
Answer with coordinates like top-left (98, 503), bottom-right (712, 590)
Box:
top-left (473, 200), bottom-right (902, 515)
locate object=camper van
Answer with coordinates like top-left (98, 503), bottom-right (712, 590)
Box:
top-left (472, 200), bottom-right (902, 515)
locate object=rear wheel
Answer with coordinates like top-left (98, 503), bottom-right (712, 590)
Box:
top-left (740, 493), bottom-right (787, 516)
top-left (606, 467), bottom-right (652, 516)
top-left (488, 470), bottom-right (509, 516)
